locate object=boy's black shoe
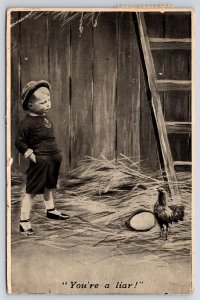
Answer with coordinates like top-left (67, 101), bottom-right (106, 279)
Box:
top-left (19, 219), bottom-right (35, 236)
top-left (47, 208), bottom-right (70, 220)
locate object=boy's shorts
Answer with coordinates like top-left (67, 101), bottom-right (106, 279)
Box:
top-left (26, 154), bottom-right (62, 194)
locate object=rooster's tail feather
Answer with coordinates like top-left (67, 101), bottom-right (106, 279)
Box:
top-left (169, 205), bottom-right (185, 222)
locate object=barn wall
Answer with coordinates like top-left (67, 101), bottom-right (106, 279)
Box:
top-left (10, 12), bottom-right (191, 174)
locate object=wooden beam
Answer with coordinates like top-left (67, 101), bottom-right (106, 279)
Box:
top-left (149, 38), bottom-right (191, 50)
top-left (166, 122), bottom-right (191, 134)
top-left (157, 80), bottom-right (191, 91)
top-left (174, 161), bottom-right (192, 166)
top-left (135, 12), bottom-right (181, 202)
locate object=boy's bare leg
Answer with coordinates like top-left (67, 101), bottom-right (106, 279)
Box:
top-left (20, 193), bottom-right (35, 233)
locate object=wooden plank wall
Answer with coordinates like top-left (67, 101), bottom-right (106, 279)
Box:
top-left (10, 12), bottom-right (142, 174)
top-left (10, 12), bottom-right (191, 174)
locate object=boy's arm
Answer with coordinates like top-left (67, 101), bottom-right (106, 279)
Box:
top-left (15, 124), bottom-right (30, 155)
top-left (15, 124), bottom-right (36, 162)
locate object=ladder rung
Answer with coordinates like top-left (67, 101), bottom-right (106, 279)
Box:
top-left (157, 80), bottom-right (191, 91)
top-left (166, 122), bottom-right (191, 134)
top-left (174, 161), bottom-right (192, 166)
top-left (149, 38), bottom-right (191, 50)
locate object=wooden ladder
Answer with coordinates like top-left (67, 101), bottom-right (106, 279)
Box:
top-left (134, 12), bottom-right (192, 202)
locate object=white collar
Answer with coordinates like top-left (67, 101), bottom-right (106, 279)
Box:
top-left (28, 112), bottom-right (45, 117)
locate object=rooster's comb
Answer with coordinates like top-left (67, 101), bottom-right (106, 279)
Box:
top-left (157, 187), bottom-right (165, 192)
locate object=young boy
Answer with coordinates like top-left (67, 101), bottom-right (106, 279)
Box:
top-left (15, 80), bottom-right (69, 236)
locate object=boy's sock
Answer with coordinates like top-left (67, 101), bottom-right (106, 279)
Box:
top-left (43, 197), bottom-right (55, 211)
top-left (43, 190), bottom-right (69, 219)
top-left (20, 194), bottom-right (34, 232)
top-left (44, 199), bottom-right (64, 215)
top-left (19, 219), bottom-right (32, 231)
top-left (20, 193), bottom-right (32, 221)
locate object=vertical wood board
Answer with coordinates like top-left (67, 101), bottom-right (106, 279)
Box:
top-left (144, 13), bottom-right (164, 38)
top-left (139, 72), bottom-right (154, 169)
top-left (20, 13), bottom-right (49, 86)
top-left (48, 16), bottom-right (71, 173)
top-left (164, 91), bottom-right (191, 122)
top-left (164, 50), bottom-right (191, 80)
top-left (70, 20), bottom-right (93, 169)
top-left (152, 51), bottom-right (165, 80)
top-left (168, 133), bottom-right (191, 161)
top-left (19, 13), bottom-right (49, 171)
top-left (164, 13), bottom-right (191, 38)
top-left (116, 13), bottom-right (140, 161)
top-left (93, 13), bottom-right (117, 159)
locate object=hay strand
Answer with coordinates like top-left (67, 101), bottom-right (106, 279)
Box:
top-left (11, 11), bottom-right (102, 34)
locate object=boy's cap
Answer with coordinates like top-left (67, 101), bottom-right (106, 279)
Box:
top-left (21, 80), bottom-right (51, 110)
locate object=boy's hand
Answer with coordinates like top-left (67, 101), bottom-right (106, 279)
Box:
top-left (28, 153), bottom-right (37, 163)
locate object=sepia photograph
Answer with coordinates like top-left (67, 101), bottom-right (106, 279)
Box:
top-left (7, 8), bottom-right (194, 294)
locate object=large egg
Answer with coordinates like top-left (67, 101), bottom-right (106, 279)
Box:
top-left (125, 210), bottom-right (156, 231)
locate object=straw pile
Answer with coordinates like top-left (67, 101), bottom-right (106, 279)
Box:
top-left (59, 154), bottom-right (191, 202)
top-left (11, 154), bottom-right (192, 253)
top-left (60, 155), bottom-right (162, 199)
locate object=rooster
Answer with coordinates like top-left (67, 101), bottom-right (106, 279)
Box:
top-left (154, 187), bottom-right (184, 240)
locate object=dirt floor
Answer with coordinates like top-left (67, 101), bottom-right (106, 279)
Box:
top-left (9, 164), bottom-right (192, 294)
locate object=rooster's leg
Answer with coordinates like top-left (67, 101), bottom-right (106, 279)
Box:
top-left (160, 226), bottom-right (164, 240)
top-left (165, 224), bottom-right (169, 240)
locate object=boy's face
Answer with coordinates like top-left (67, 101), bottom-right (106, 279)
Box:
top-left (28, 87), bottom-right (51, 115)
